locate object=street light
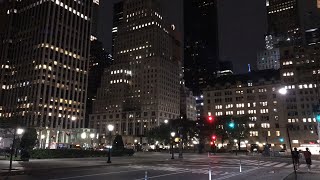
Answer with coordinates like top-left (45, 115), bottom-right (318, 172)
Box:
top-left (278, 87), bottom-right (296, 176)
top-left (90, 133), bottom-right (95, 148)
top-left (164, 119), bottom-right (169, 124)
top-left (81, 132), bottom-right (86, 139)
top-left (17, 128), bottom-right (24, 135)
top-left (170, 132), bottom-right (176, 159)
top-left (9, 127), bottom-right (24, 171)
top-left (107, 124), bottom-right (114, 163)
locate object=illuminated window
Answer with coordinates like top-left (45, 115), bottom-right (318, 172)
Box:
top-left (261, 123), bottom-right (270, 128)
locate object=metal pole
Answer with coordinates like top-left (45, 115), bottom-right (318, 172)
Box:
top-left (287, 127), bottom-right (296, 177)
top-left (208, 168), bottom-right (212, 180)
top-left (144, 171), bottom-right (148, 180)
top-left (179, 136), bottom-right (183, 158)
top-left (171, 138), bottom-right (174, 159)
top-left (240, 159), bottom-right (242, 172)
top-left (107, 132), bottom-right (111, 163)
top-left (9, 128), bottom-right (16, 171)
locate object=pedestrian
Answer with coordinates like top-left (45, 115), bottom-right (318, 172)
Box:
top-left (292, 148), bottom-right (300, 170)
top-left (303, 148), bottom-right (312, 172)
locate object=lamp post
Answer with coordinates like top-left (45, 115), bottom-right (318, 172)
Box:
top-left (278, 87), bottom-right (296, 176)
top-left (170, 132), bottom-right (175, 159)
top-left (90, 133), bottom-right (95, 149)
top-left (107, 124), bottom-right (114, 163)
top-left (40, 135), bottom-right (45, 149)
top-left (9, 128), bottom-right (24, 171)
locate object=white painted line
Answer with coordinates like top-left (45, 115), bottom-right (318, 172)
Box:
top-left (274, 163), bottom-right (288, 167)
top-left (135, 169), bottom-right (206, 180)
top-left (299, 164), bottom-right (307, 168)
top-left (48, 169), bottom-right (144, 180)
top-left (212, 167), bottom-right (259, 180)
top-left (264, 162), bottom-right (280, 167)
top-left (284, 164), bottom-right (294, 168)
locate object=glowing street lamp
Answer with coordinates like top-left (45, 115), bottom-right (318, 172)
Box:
top-left (107, 124), bottom-right (114, 163)
top-left (17, 128), bottom-right (24, 135)
top-left (170, 132), bottom-right (176, 159)
top-left (164, 119), bottom-right (169, 124)
top-left (278, 88), bottom-right (287, 95)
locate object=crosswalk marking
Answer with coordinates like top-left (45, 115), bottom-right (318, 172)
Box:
top-left (285, 164), bottom-right (293, 168)
top-left (274, 163), bottom-right (288, 167)
top-left (299, 164), bottom-right (307, 168)
top-left (264, 162), bottom-right (279, 167)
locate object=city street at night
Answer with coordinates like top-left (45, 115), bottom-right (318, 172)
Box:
top-left (2, 153), bottom-right (318, 180)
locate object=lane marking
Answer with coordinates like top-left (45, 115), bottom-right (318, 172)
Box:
top-left (48, 169), bottom-right (144, 180)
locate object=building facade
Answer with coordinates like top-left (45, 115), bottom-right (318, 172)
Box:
top-left (184, 0), bottom-right (219, 95)
top-left (89, 0), bottom-right (182, 144)
top-left (203, 70), bottom-right (288, 149)
top-left (86, 40), bottom-right (112, 127)
top-left (0, 0), bottom-right (92, 147)
top-left (180, 86), bottom-right (197, 121)
top-left (280, 44), bottom-right (320, 145)
top-left (257, 48), bottom-right (281, 70)
top-left (266, 0), bottom-right (320, 47)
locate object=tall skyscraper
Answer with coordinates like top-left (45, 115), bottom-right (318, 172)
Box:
top-left (90, 0), bottom-right (182, 143)
top-left (86, 40), bottom-right (112, 127)
top-left (91, 0), bottom-right (100, 41)
top-left (266, 0), bottom-right (320, 46)
top-left (184, 0), bottom-right (219, 95)
top-left (0, 0), bottom-right (91, 136)
top-left (111, 1), bottom-right (124, 55)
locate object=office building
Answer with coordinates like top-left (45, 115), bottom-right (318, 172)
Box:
top-left (257, 48), bottom-right (281, 70)
top-left (180, 86), bottom-right (197, 121)
top-left (266, 0), bottom-right (320, 46)
top-left (89, 0), bottom-right (182, 144)
top-left (112, 1), bottom-right (124, 55)
top-left (203, 70), bottom-right (288, 149)
top-left (0, 0), bottom-right (92, 147)
top-left (184, 0), bottom-right (219, 95)
top-left (86, 40), bottom-right (112, 127)
top-left (280, 44), bottom-right (320, 145)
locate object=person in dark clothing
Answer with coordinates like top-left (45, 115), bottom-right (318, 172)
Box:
top-left (292, 148), bottom-right (300, 170)
top-left (303, 148), bottom-right (312, 172)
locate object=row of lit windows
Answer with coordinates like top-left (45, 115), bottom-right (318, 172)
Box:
top-left (214, 102), bottom-right (274, 109)
top-left (2, 81), bottom-right (30, 90)
top-left (110, 69), bottom-right (132, 75)
top-left (119, 44), bottom-right (151, 54)
top-left (39, 43), bottom-right (81, 59)
top-left (211, 108), bottom-right (271, 116)
top-left (54, 0), bottom-right (89, 20)
top-left (268, 6), bottom-right (293, 14)
top-left (110, 79), bottom-right (130, 84)
top-left (298, 84), bottom-right (317, 89)
top-left (283, 72), bottom-right (294, 77)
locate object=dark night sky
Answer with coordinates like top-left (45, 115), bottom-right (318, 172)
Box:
top-left (98, 0), bottom-right (267, 74)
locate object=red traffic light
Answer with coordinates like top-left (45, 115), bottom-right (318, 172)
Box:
top-left (211, 135), bottom-right (216, 140)
top-left (210, 141), bottom-right (214, 145)
top-left (208, 116), bottom-right (214, 122)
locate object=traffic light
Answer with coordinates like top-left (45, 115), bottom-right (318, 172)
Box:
top-left (313, 105), bottom-right (320, 122)
top-left (208, 116), bottom-right (214, 122)
top-left (279, 138), bottom-right (284, 143)
top-left (316, 114), bottom-right (320, 122)
top-left (228, 121), bottom-right (235, 129)
top-left (211, 135), bottom-right (216, 141)
top-left (210, 141), bottom-right (214, 145)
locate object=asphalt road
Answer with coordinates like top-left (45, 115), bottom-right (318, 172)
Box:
top-left (2, 153), bottom-right (319, 180)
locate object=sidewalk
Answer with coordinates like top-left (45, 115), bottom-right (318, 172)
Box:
top-left (284, 171), bottom-right (320, 180)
